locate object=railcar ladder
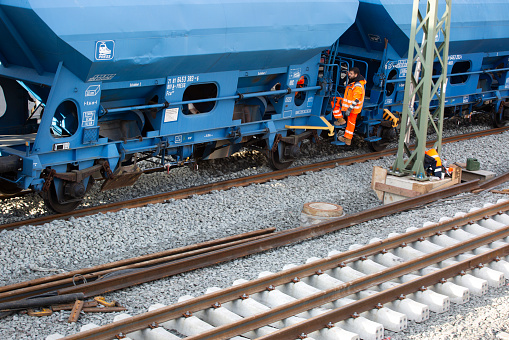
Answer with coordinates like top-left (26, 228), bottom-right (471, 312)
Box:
top-left (321, 39), bottom-right (342, 116)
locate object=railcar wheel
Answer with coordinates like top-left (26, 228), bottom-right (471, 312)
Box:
top-left (267, 142), bottom-right (295, 170)
top-left (43, 182), bottom-right (82, 214)
top-left (493, 107), bottom-right (508, 128)
top-left (42, 178), bottom-right (94, 214)
top-left (368, 141), bottom-right (387, 152)
top-left (367, 125), bottom-right (389, 152)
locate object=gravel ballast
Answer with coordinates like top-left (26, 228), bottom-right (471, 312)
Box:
top-left (0, 124), bottom-right (508, 339)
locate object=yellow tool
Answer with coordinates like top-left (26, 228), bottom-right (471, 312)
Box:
top-left (27, 308), bottom-right (53, 317)
top-left (285, 116), bottom-right (335, 137)
top-left (383, 109), bottom-right (399, 127)
top-left (94, 296), bottom-right (116, 307)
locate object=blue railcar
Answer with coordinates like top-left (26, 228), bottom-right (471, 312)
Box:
top-left (335, 0), bottom-right (509, 151)
top-left (1, 0), bottom-right (508, 213)
top-left (0, 0), bottom-right (358, 212)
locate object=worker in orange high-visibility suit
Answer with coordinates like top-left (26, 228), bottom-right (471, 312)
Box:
top-left (424, 148), bottom-right (443, 178)
top-left (334, 67), bottom-right (366, 145)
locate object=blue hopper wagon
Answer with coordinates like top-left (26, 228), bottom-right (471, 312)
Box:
top-left (333, 0), bottom-right (509, 151)
top-left (0, 0), bottom-right (359, 212)
top-left (0, 0), bottom-right (508, 213)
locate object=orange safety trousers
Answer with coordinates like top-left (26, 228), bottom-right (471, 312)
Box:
top-left (330, 97), bottom-right (343, 118)
top-left (334, 111), bottom-right (359, 139)
top-left (331, 98), bottom-right (358, 139)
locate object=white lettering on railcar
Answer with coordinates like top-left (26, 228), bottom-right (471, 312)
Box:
top-left (289, 67), bottom-right (302, 79)
top-left (84, 100), bottom-right (98, 107)
top-left (87, 74), bottom-right (116, 82)
top-left (295, 109), bottom-right (311, 115)
top-left (386, 59), bottom-right (408, 71)
top-left (368, 34), bottom-right (381, 43)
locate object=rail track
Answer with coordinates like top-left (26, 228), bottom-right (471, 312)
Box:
top-left (2, 126), bottom-right (508, 232)
top-left (0, 228), bottom-right (276, 306)
top-left (51, 198), bottom-right (509, 340)
top-left (0, 179), bottom-right (484, 309)
top-left (1, 173), bottom-right (506, 321)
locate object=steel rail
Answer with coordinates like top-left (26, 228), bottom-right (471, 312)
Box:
top-left (1, 126), bottom-right (507, 230)
top-left (476, 170), bottom-right (509, 192)
top-left (60, 201), bottom-right (509, 340)
top-left (56, 180), bottom-right (480, 298)
top-left (3, 162), bottom-right (505, 305)
top-left (188, 223), bottom-right (509, 340)
top-left (258, 237), bottom-right (509, 340)
top-left (1, 172), bottom-right (499, 310)
top-left (0, 228), bottom-right (275, 303)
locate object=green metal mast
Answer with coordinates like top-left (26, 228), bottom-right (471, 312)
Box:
top-left (391, 0), bottom-right (452, 179)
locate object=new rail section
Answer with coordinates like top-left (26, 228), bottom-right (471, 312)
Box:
top-left (57, 199), bottom-right (509, 340)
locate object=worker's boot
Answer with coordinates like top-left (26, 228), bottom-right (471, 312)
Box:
top-left (334, 117), bottom-right (346, 126)
top-left (337, 136), bottom-right (352, 145)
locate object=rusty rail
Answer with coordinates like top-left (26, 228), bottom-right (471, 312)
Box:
top-left (60, 200), bottom-right (509, 340)
top-left (3, 172), bottom-right (505, 307)
top-left (56, 180), bottom-right (480, 298)
top-left (0, 228), bottom-right (275, 304)
top-left (2, 126), bottom-right (507, 231)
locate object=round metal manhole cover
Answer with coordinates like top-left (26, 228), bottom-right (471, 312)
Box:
top-left (302, 202), bottom-right (344, 217)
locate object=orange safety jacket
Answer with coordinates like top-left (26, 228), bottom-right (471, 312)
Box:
top-left (341, 79), bottom-right (366, 115)
top-left (425, 149), bottom-right (442, 167)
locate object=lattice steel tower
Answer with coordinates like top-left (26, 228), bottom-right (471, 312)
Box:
top-left (391, 0), bottom-right (452, 179)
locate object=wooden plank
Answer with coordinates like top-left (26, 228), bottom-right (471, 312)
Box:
top-left (429, 178), bottom-right (458, 193)
top-left (374, 182), bottom-right (421, 198)
top-left (68, 300), bottom-right (84, 323)
top-left (371, 166), bottom-right (387, 201)
top-left (451, 164), bottom-right (462, 181)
